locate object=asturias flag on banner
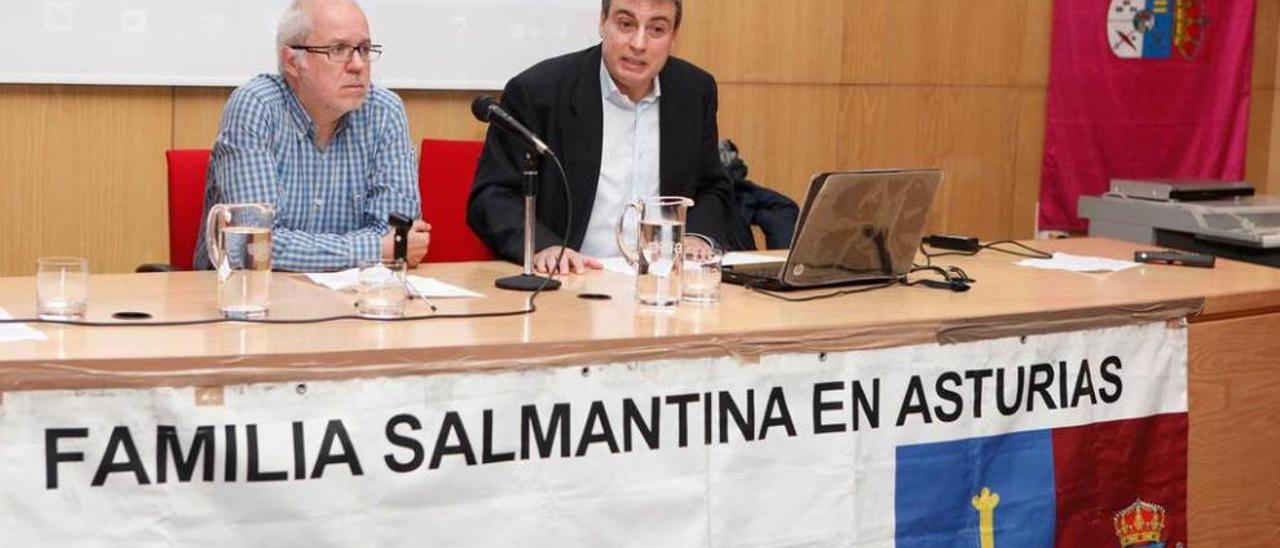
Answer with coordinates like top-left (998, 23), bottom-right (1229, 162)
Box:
top-left (1039, 0), bottom-right (1255, 232)
top-left (895, 414), bottom-right (1187, 547)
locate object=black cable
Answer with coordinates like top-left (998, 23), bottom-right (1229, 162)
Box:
top-left (0, 308), bottom-right (539, 328)
top-left (744, 259), bottom-right (984, 302)
top-left (979, 240), bottom-right (1053, 260)
top-left (544, 153), bottom-right (575, 277)
top-left (743, 277), bottom-right (903, 302)
top-left (920, 239), bottom-right (1053, 266)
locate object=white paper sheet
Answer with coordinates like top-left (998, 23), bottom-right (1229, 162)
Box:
top-left (405, 277), bottom-right (486, 299)
top-left (0, 308), bottom-right (47, 343)
top-left (598, 257), bottom-right (633, 275)
top-left (599, 252), bottom-right (784, 276)
top-left (1016, 252), bottom-right (1141, 273)
top-left (305, 270), bottom-right (484, 298)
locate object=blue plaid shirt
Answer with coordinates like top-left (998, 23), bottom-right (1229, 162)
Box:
top-left (193, 74), bottom-right (419, 272)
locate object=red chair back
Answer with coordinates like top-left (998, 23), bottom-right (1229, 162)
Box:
top-left (164, 149), bottom-right (211, 271)
top-left (419, 139), bottom-right (494, 262)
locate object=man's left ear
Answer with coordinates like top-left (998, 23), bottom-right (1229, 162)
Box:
top-left (280, 46), bottom-right (298, 77)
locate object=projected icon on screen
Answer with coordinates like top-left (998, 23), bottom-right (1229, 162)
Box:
top-left (43, 1), bottom-right (75, 33)
top-left (121, 9), bottom-right (148, 34)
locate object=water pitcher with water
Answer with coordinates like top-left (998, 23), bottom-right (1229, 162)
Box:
top-left (206, 203), bottom-right (274, 319)
top-left (615, 196), bottom-right (694, 306)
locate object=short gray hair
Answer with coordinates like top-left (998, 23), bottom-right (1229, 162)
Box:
top-left (275, 0), bottom-right (364, 73)
top-left (601, 0), bottom-right (683, 29)
top-left (276, 0), bottom-right (313, 73)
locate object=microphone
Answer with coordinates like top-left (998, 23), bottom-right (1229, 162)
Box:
top-left (471, 95), bottom-right (551, 157)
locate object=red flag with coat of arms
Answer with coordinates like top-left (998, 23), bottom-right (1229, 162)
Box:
top-left (1039, 0), bottom-right (1255, 232)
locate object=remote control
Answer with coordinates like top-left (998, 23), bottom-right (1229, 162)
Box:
top-left (1133, 250), bottom-right (1216, 268)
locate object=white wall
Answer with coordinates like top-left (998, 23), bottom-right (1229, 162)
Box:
top-left (3, 0), bottom-right (600, 89)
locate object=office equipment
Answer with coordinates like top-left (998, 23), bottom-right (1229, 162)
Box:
top-left (723, 169), bottom-right (943, 290)
top-left (1109, 179), bottom-right (1255, 202)
top-left (1079, 179), bottom-right (1280, 267)
top-left (1134, 250), bottom-right (1217, 268)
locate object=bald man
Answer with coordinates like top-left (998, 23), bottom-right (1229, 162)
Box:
top-left (195, 0), bottom-right (429, 272)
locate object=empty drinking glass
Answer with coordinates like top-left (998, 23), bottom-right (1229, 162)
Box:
top-left (356, 259), bottom-right (408, 318)
top-left (37, 257), bottom-right (89, 320)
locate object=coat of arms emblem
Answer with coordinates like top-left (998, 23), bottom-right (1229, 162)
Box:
top-left (1108, 0), bottom-right (1208, 60)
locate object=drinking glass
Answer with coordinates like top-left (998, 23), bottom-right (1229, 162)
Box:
top-left (356, 259), bottom-right (408, 318)
top-left (682, 234), bottom-right (723, 304)
top-left (37, 257), bottom-right (89, 320)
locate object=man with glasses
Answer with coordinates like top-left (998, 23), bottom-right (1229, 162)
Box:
top-left (194, 0), bottom-right (429, 272)
top-left (468, 0), bottom-right (735, 274)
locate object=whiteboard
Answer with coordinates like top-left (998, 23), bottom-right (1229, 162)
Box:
top-left (3, 0), bottom-right (602, 90)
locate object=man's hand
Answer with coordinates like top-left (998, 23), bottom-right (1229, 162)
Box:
top-left (381, 220), bottom-right (431, 267)
top-left (534, 246), bottom-right (602, 275)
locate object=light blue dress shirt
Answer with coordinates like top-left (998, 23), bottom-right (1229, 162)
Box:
top-left (578, 61), bottom-right (662, 258)
top-left (193, 74), bottom-right (419, 272)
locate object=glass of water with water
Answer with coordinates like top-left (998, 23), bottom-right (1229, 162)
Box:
top-left (682, 234), bottom-right (724, 304)
top-left (356, 259), bottom-right (408, 318)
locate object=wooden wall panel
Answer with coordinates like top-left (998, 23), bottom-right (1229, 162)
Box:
top-left (679, 0), bottom-right (845, 84)
top-left (1015, 0), bottom-right (1054, 87)
top-left (1254, 0), bottom-right (1279, 90)
top-left (839, 0), bottom-right (894, 84)
top-left (1012, 89), bottom-right (1047, 238)
top-left (173, 88), bottom-right (232, 149)
top-left (0, 85), bottom-right (170, 277)
top-left (716, 84), bottom-right (841, 208)
top-left (1245, 89), bottom-right (1276, 193)
top-left (400, 90), bottom-right (492, 144)
top-left (1270, 96), bottom-right (1280, 197)
top-left (834, 87), bottom-right (1022, 238)
top-left (1249, 1), bottom-right (1280, 195)
top-left (1188, 312), bottom-right (1280, 545)
top-left (843, 0), bottom-right (1050, 86)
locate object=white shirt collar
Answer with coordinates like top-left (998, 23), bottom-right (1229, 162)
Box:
top-left (600, 59), bottom-right (661, 108)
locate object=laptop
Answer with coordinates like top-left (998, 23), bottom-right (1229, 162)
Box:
top-left (723, 169), bottom-right (943, 291)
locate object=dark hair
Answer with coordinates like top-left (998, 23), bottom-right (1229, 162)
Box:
top-left (601, 0), bottom-right (682, 29)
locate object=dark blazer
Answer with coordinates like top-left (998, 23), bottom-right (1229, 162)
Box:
top-left (467, 45), bottom-right (735, 262)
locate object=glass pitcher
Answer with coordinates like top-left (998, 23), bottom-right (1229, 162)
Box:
top-left (205, 203), bottom-right (275, 319)
top-left (615, 196), bottom-right (695, 307)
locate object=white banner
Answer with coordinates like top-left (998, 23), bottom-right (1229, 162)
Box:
top-left (0, 322), bottom-right (1187, 546)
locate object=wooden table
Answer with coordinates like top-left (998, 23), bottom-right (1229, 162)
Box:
top-left (0, 238), bottom-right (1276, 545)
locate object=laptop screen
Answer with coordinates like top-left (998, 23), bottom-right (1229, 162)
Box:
top-left (781, 170), bottom-right (942, 287)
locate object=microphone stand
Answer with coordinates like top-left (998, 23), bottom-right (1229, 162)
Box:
top-left (495, 151), bottom-right (562, 291)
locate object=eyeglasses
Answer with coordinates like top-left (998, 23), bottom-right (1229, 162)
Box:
top-left (289, 44), bottom-right (383, 63)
